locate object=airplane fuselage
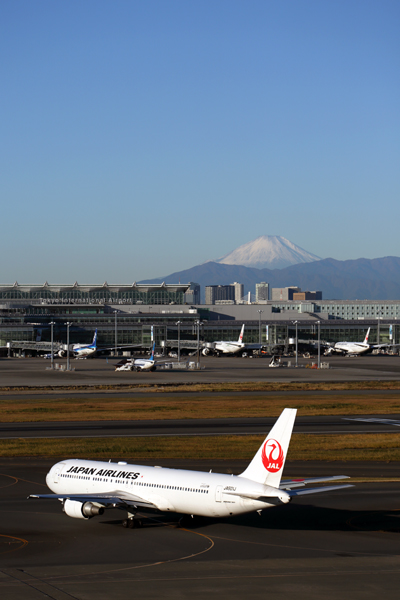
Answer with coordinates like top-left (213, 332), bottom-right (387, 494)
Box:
top-left (332, 342), bottom-right (370, 355)
top-left (46, 459), bottom-right (287, 518)
top-left (73, 345), bottom-right (97, 358)
top-left (214, 342), bottom-right (244, 354)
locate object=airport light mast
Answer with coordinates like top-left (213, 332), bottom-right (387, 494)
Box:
top-left (50, 321), bottom-right (55, 370)
top-left (293, 320), bottom-right (298, 368)
top-left (258, 310), bottom-right (264, 345)
top-left (114, 310), bottom-right (118, 357)
top-left (65, 322), bottom-right (72, 371)
top-left (195, 320), bottom-right (203, 369)
top-left (176, 321), bottom-right (182, 362)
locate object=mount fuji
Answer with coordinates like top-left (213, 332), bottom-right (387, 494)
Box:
top-left (140, 236), bottom-right (400, 300)
top-left (214, 236), bottom-right (321, 270)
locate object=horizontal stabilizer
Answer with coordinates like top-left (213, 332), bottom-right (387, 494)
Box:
top-left (280, 475), bottom-right (350, 489)
top-left (286, 484), bottom-right (354, 497)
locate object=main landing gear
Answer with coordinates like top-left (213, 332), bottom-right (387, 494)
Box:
top-left (122, 517), bottom-right (143, 529)
top-left (122, 514), bottom-right (143, 529)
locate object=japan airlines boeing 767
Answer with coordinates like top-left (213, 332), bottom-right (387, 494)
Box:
top-left (325, 327), bottom-right (393, 356)
top-left (205, 324), bottom-right (262, 356)
top-left (29, 409), bottom-right (352, 528)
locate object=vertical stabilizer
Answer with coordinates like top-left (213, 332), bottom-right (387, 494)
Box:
top-left (92, 330), bottom-right (97, 347)
top-left (239, 408), bottom-right (296, 487)
top-left (363, 328), bottom-right (370, 344)
top-left (238, 324), bottom-right (245, 344)
top-left (150, 342), bottom-right (155, 361)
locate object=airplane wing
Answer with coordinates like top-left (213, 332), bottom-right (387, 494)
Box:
top-left (28, 491), bottom-right (157, 510)
top-left (280, 475), bottom-right (351, 489)
top-left (97, 344), bottom-right (144, 353)
top-left (370, 343), bottom-right (400, 350)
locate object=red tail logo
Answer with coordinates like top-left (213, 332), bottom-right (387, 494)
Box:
top-left (261, 438), bottom-right (284, 473)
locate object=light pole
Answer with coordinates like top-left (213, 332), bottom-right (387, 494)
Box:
top-left (317, 321), bottom-right (321, 369)
top-left (195, 320), bottom-right (203, 369)
top-left (258, 310), bottom-right (264, 345)
top-left (377, 312), bottom-right (382, 345)
top-left (65, 322), bottom-right (71, 371)
top-left (50, 321), bottom-right (55, 370)
top-left (114, 310), bottom-right (118, 356)
top-left (176, 321), bottom-right (182, 362)
top-left (293, 320), bottom-right (298, 367)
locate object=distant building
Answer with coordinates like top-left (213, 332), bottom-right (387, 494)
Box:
top-left (183, 282), bottom-right (201, 304)
top-left (0, 281), bottom-right (201, 305)
top-left (232, 282), bottom-right (244, 303)
top-left (255, 282), bottom-right (269, 302)
top-left (205, 283), bottom-right (243, 305)
top-left (271, 286), bottom-right (301, 301)
top-left (292, 291), bottom-right (322, 301)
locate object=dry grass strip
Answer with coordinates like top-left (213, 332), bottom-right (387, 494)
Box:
top-left (1, 393), bottom-right (400, 422)
top-left (2, 433), bottom-right (400, 462)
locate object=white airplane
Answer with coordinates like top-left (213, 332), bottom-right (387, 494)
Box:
top-left (58, 330), bottom-right (98, 358)
top-left (325, 328), bottom-right (391, 356)
top-left (205, 324), bottom-right (262, 356)
top-left (115, 344), bottom-right (157, 372)
top-left (29, 408), bottom-right (352, 528)
top-left (59, 329), bottom-right (141, 359)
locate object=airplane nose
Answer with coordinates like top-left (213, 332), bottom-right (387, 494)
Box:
top-left (45, 466), bottom-right (54, 488)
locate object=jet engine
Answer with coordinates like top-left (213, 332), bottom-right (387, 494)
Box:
top-left (202, 348), bottom-right (210, 356)
top-left (63, 499), bottom-right (104, 519)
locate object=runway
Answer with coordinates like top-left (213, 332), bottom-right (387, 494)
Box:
top-left (0, 458), bottom-right (399, 599)
top-left (1, 414), bottom-right (400, 440)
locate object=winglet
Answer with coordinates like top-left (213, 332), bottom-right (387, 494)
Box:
top-left (363, 327), bottom-right (370, 344)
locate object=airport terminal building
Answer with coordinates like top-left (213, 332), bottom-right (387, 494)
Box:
top-left (1, 282), bottom-right (400, 354)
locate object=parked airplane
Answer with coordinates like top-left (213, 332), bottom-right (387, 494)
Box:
top-left (29, 408), bottom-right (352, 528)
top-left (325, 328), bottom-right (391, 356)
top-left (58, 330), bottom-right (98, 359)
top-left (115, 344), bottom-right (158, 372)
top-left (204, 324), bottom-right (262, 356)
top-left (58, 330), bottom-right (142, 359)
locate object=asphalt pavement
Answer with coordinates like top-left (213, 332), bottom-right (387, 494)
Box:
top-left (1, 414), bottom-right (400, 440)
top-left (0, 458), bottom-right (399, 599)
top-left (1, 353), bottom-right (400, 388)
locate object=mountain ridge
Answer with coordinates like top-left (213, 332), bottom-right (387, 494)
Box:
top-left (140, 256), bottom-right (400, 301)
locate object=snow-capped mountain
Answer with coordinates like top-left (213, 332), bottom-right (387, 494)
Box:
top-left (215, 236), bottom-right (321, 270)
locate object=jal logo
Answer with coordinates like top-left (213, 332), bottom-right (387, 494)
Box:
top-left (261, 438), bottom-right (284, 473)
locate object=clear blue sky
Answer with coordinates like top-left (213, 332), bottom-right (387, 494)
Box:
top-left (1, 0), bottom-right (399, 283)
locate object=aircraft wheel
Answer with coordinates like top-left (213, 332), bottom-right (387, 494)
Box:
top-left (122, 519), bottom-right (129, 528)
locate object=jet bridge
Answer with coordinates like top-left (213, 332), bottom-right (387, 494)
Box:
top-left (6, 341), bottom-right (63, 357)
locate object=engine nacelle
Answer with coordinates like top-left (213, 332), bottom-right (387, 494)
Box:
top-left (202, 348), bottom-right (210, 356)
top-left (63, 499), bottom-right (104, 519)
